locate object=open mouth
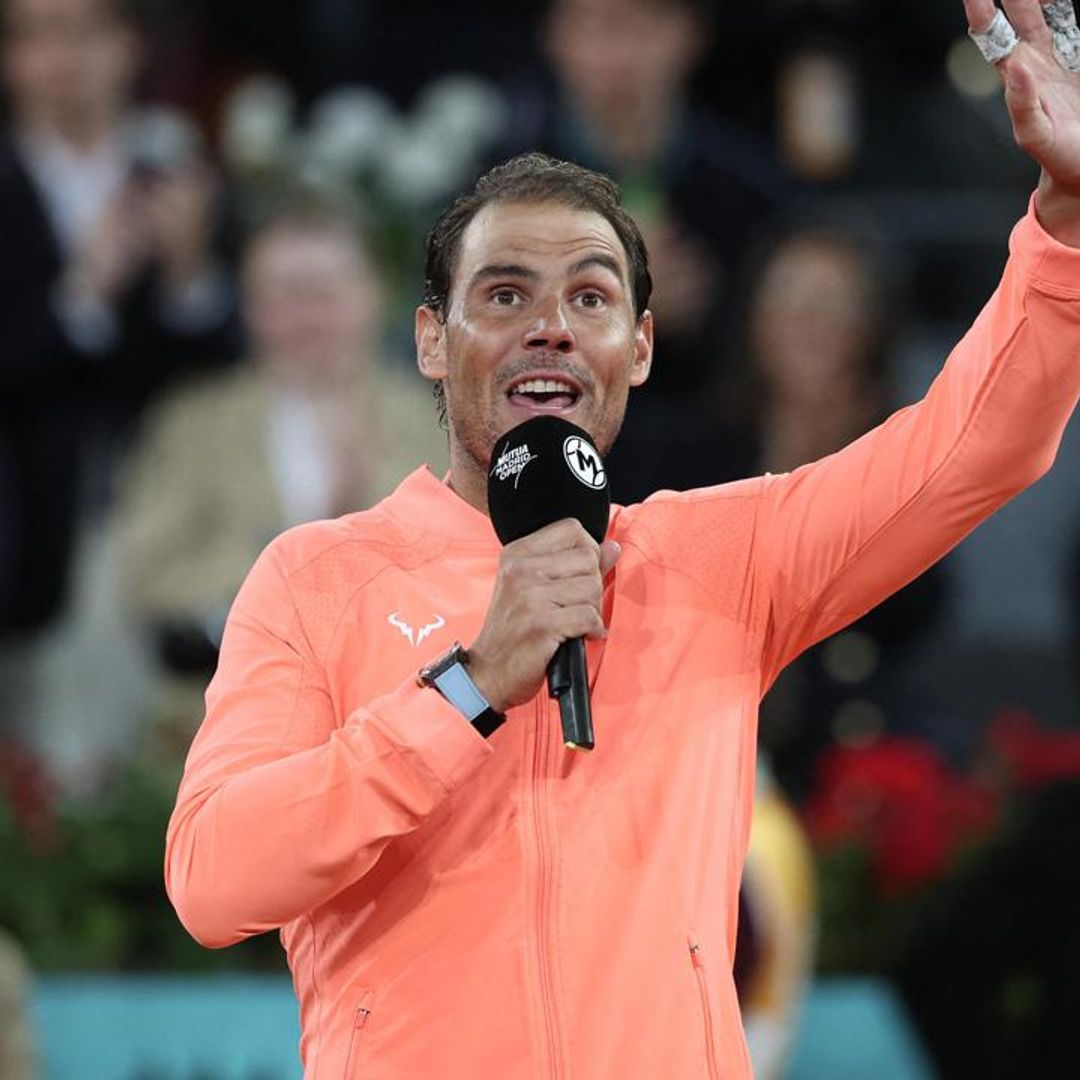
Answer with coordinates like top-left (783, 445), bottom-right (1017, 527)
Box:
top-left (506, 376), bottom-right (582, 411)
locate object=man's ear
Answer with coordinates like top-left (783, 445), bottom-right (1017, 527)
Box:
top-left (629, 310), bottom-right (654, 388)
top-left (415, 305), bottom-right (448, 382)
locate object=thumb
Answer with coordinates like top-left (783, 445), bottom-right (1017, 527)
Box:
top-left (1004, 59), bottom-right (1053, 156)
top-left (600, 539), bottom-right (622, 576)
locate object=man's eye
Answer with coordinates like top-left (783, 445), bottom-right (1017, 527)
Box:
top-left (492, 288), bottom-right (519, 305)
top-left (577, 291), bottom-right (604, 308)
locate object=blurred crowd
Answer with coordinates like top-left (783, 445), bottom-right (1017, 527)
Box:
top-left (1, 0), bottom-right (1079, 1075)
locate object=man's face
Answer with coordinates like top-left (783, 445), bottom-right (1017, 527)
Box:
top-left (417, 200), bottom-right (652, 484)
top-left (1, 0), bottom-right (138, 129)
top-left (243, 226), bottom-right (380, 387)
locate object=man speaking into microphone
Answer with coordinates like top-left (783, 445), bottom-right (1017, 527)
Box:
top-left (166, 4), bottom-right (1080, 1073)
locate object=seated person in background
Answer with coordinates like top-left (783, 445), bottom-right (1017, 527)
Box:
top-left (0, 0), bottom-right (238, 640)
top-left (743, 218), bottom-right (947, 797)
top-left (0, 930), bottom-right (33, 1080)
top-left (116, 191), bottom-right (447, 738)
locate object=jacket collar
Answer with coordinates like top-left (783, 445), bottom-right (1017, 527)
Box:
top-left (385, 467), bottom-right (501, 552)
top-left (385, 465), bottom-right (623, 552)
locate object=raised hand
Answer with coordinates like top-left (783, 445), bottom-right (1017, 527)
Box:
top-left (966, 0), bottom-right (1080, 239)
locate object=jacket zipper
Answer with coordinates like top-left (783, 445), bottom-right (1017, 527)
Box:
top-left (342, 991), bottom-right (375, 1076)
top-left (689, 942), bottom-right (721, 1080)
top-left (532, 695), bottom-right (564, 1079)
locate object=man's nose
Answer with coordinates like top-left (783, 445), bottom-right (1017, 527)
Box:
top-left (523, 300), bottom-right (575, 353)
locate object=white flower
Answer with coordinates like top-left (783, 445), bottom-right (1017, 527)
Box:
top-left (220, 76), bottom-right (296, 172)
top-left (307, 86), bottom-right (398, 177)
top-left (283, 133), bottom-right (341, 195)
top-left (414, 74), bottom-right (509, 149)
top-left (378, 125), bottom-right (459, 208)
top-left (125, 106), bottom-right (204, 172)
top-left (377, 75), bottom-right (508, 206)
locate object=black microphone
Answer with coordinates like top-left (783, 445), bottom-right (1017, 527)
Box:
top-left (487, 415), bottom-right (610, 751)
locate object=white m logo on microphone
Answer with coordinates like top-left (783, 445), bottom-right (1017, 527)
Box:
top-left (563, 435), bottom-right (606, 489)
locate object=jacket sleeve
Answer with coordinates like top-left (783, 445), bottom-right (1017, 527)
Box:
top-left (164, 539), bottom-right (494, 948)
top-left (758, 200), bottom-right (1080, 691)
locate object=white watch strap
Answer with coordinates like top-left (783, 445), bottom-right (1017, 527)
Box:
top-left (431, 662), bottom-right (490, 722)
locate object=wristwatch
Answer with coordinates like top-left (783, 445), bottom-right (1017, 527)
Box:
top-left (417, 642), bottom-right (506, 738)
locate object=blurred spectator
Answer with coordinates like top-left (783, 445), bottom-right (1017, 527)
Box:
top-left (0, 930), bottom-right (33, 1080)
top-left (746, 218), bottom-right (892, 476)
top-left (766, 1), bottom-right (1037, 324)
top-left (115, 191), bottom-right (448, 744)
top-left (492, 0), bottom-right (790, 501)
top-left (0, 0), bottom-right (239, 642)
top-left (742, 217), bottom-right (947, 799)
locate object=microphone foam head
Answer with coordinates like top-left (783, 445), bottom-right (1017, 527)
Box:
top-left (487, 415), bottom-right (610, 545)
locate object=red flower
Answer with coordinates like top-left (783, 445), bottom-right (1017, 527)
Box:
top-left (984, 708), bottom-right (1080, 788)
top-left (804, 736), bottom-right (997, 896)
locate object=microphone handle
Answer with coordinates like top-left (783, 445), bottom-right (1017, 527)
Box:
top-left (547, 638), bottom-right (595, 751)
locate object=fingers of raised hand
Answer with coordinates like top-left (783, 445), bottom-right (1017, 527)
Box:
top-left (968, 0), bottom-right (1080, 71)
top-left (1041, 0), bottom-right (1080, 70)
top-left (1002, 59), bottom-right (1054, 156)
top-left (965, 0), bottom-right (1002, 32)
top-left (1002, 0), bottom-right (1053, 47)
top-left (968, 4), bottom-right (1023, 63)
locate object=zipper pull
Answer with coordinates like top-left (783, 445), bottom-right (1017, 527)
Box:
top-left (355, 989), bottom-right (375, 1027)
top-left (689, 941), bottom-right (704, 969)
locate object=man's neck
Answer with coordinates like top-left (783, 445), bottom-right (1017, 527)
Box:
top-left (445, 446), bottom-right (490, 518)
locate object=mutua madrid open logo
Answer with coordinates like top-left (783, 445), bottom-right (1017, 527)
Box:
top-left (491, 440), bottom-right (536, 489)
top-left (563, 435), bottom-right (606, 490)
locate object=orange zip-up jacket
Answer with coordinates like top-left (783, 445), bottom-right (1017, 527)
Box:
top-left (166, 205), bottom-right (1080, 1079)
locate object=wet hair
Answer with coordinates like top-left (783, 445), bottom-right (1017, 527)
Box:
top-left (423, 152), bottom-right (652, 427)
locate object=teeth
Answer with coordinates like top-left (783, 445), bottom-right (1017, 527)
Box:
top-left (511, 378), bottom-right (576, 395)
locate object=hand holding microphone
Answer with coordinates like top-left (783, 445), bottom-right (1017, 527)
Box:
top-left (467, 416), bottom-right (616, 750)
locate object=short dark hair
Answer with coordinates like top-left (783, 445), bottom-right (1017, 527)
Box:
top-left (423, 152), bottom-right (653, 322)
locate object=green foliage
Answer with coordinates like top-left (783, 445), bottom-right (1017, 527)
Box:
top-left (0, 760), bottom-right (285, 973)
top-left (812, 843), bottom-right (935, 976)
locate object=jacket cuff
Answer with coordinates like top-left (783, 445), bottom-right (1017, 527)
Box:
top-left (1010, 193), bottom-right (1080, 298)
top-left (364, 677), bottom-right (495, 795)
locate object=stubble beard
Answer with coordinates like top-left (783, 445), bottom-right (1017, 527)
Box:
top-left (442, 348), bottom-right (635, 486)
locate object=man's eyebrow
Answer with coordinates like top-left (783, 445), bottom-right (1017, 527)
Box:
top-left (569, 253), bottom-right (626, 285)
top-left (468, 263), bottom-right (539, 289)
